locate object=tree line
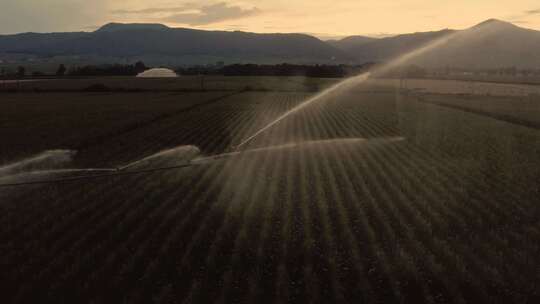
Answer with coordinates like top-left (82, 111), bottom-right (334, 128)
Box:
top-left (176, 63), bottom-right (373, 78)
top-left (5, 61), bottom-right (540, 79)
top-left (68, 62), bottom-right (148, 76)
top-left (1, 62), bottom-right (374, 78)
top-left (0, 62), bottom-right (148, 78)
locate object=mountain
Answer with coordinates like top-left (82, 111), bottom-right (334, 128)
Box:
top-left (0, 23), bottom-right (349, 65)
top-left (1, 20), bottom-right (540, 68)
top-left (407, 19), bottom-right (540, 68)
top-left (96, 23), bottom-right (170, 33)
top-left (327, 35), bottom-right (378, 53)
top-left (335, 19), bottom-right (540, 68)
top-left (333, 30), bottom-right (456, 63)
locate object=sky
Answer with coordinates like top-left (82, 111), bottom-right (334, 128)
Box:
top-left (2, 0), bottom-right (540, 38)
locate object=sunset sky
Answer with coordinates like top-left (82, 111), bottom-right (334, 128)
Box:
top-left (2, 0), bottom-right (540, 38)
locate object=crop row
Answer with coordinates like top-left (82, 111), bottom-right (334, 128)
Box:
top-left (2, 88), bottom-right (540, 303)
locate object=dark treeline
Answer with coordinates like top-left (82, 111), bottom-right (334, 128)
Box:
top-left (176, 63), bottom-right (374, 78)
top-left (68, 61), bottom-right (148, 76)
top-left (2, 62), bottom-right (373, 79)
top-left (221, 64), bottom-right (348, 77)
top-left (7, 61), bottom-right (540, 80)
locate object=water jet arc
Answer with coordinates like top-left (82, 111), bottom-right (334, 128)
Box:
top-left (234, 30), bottom-right (459, 151)
top-left (234, 73), bottom-right (371, 150)
top-left (0, 150), bottom-right (76, 176)
top-left (197, 137), bottom-right (405, 164)
top-left (118, 145), bottom-right (200, 171)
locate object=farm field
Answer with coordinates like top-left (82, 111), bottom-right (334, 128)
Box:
top-left (1, 77), bottom-right (540, 303)
top-left (413, 93), bottom-right (540, 130)
top-left (374, 78), bottom-right (540, 97)
top-left (0, 91), bottom-right (233, 165)
top-left (0, 76), bottom-right (339, 93)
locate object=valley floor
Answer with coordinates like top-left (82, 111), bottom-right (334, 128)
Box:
top-left (1, 77), bottom-right (539, 303)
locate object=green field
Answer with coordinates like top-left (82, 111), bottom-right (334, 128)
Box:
top-left (1, 77), bottom-right (540, 303)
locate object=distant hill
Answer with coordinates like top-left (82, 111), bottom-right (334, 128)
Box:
top-left (332, 30), bottom-right (456, 63)
top-left (96, 23), bottom-right (170, 33)
top-left (327, 36), bottom-right (378, 53)
top-left (408, 19), bottom-right (540, 68)
top-left (335, 19), bottom-right (540, 68)
top-left (1, 20), bottom-right (540, 68)
top-left (0, 23), bottom-right (349, 65)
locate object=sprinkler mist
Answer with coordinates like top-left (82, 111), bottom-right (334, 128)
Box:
top-left (234, 30), bottom-right (457, 150)
top-left (234, 73), bottom-right (371, 150)
top-left (0, 31), bottom-right (464, 188)
top-left (0, 150), bottom-right (77, 176)
top-left (118, 145), bottom-right (201, 171)
top-left (194, 137), bottom-right (406, 164)
top-left (0, 150), bottom-right (119, 186)
top-left (0, 146), bottom-right (202, 187)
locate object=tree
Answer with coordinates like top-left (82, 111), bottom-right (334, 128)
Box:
top-left (56, 64), bottom-right (67, 76)
top-left (17, 66), bottom-right (25, 78)
top-left (134, 61), bottom-right (147, 74)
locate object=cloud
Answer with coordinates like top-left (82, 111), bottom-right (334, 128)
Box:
top-left (112, 2), bottom-right (260, 26)
top-left (112, 5), bottom-right (194, 15)
top-left (164, 2), bottom-right (260, 25)
top-left (525, 9), bottom-right (540, 15)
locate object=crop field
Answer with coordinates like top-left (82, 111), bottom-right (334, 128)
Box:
top-left (412, 93), bottom-right (540, 130)
top-left (0, 76), bottom-right (339, 93)
top-left (1, 77), bottom-right (540, 303)
top-left (375, 78), bottom-right (540, 97)
top-left (0, 91), bottom-right (233, 165)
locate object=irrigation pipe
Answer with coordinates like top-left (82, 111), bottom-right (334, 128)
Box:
top-left (0, 163), bottom-right (200, 188)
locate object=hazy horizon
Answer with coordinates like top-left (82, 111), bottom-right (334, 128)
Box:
top-left (2, 0), bottom-right (540, 38)
top-left (0, 18), bottom-right (537, 41)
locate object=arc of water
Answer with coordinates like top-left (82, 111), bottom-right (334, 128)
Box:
top-left (235, 30), bottom-right (458, 151)
top-left (235, 73), bottom-right (371, 150)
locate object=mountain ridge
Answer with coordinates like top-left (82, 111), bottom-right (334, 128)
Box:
top-left (331, 19), bottom-right (540, 68)
top-left (96, 23), bottom-right (171, 33)
top-left (0, 24), bottom-right (349, 65)
top-left (1, 19), bottom-right (540, 68)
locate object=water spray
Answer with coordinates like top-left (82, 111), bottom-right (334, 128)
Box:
top-left (118, 145), bottom-right (200, 171)
top-left (0, 150), bottom-right (77, 176)
top-left (0, 146), bottom-right (201, 187)
top-left (195, 137), bottom-right (406, 164)
top-left (0, 29), bottom-right (467, 188)
top-left (234, 30), bottom-right (459, 150)
top-left (234, 73), bottom-right (371, 150)
top-left (0, 138), bottom-right (407, 188)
